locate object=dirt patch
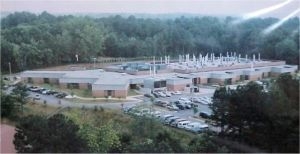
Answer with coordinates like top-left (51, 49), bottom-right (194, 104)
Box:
top-left (1, 124), bottom-right (16, 153)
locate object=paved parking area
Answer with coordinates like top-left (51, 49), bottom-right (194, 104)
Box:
top-left (141, 88), bottom-right (215, 123)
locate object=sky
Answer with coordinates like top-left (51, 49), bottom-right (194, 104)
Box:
top-left (1, 0), bottom-right (300, 18)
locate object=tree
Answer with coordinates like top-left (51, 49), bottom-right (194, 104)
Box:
top-left (188, 134), bottom-right (228, 153)
top-left (209, 87), bottom-right (230, 133)
top-left (12, 83), bottom-right (29, 114)
top-left (1, 93), bottom-right (16, 117)
top-left (210, 76), bottom-right (299, 152)
top-left (79, 122), bottom-right (121, 153)
top-left (14, 114), bottom-right (88, 153)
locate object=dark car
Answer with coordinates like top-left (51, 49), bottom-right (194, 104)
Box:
top-left (152, 92), bottom-right (159, 98)
top-left (199, 112), bottom-right (211, 119)
top-left (47, 90), bottom-right (58, 95)
top-left (144, 93), bottom-right (154, 98)
top-left (175, 104), bottom-right (185, 110)
top-left (37, 88), bottom-right (46, 94)
top-left (55, 93), bottom-right (67, 98)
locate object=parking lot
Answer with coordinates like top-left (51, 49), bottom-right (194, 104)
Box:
top-left (124, 87), bottom-right (220, 133)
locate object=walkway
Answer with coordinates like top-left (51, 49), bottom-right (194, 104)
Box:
top-left (0, 124), bottom-right (16, 153)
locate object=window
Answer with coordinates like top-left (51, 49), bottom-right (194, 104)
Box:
top-left (28, 77), bottom-right (33, 83)
top-left (88, 83), bottom-right (92, 90)
top-left (67, 83), bottom-right (79, 89)
top-left (245, 75), bottom-right (249, 80)
top-left (240, 75), bottom-right (245, 81)
top-left (43, 78), bottom-right (49, 84)
top-left (154, 80), bottom-right (166, 88)
top-left (106, 90), bottom-right (113, 96)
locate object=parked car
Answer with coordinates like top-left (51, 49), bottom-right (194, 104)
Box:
top-left (177, 120), bottom-right (191, 129)
top-left (37, 88), bottom-right (46, 94)
top-left (176, 104), bottom-right (185, 110)
top-left (55, 92), bottom-right (67, 98)
top-left (185, 104), bottom-right (192, 109)
top-left (29, 86), bottom-right (40, 92)
top-left (170, 119), bottom-right (187, 127)
top-left (164, 116), bottom-right (179, 125)
top-left (158, 91), bottom-right (166, 97)
top-left (165, 91), bottom-right (172, 97)
top-left (152, 92), bottom-right (159, 98)
top-left (168, 117), bottom-right (181, 125)
top-left (47, 90), bottom-right (58, 95)
top-left (166, 104), bottom-right (179, 111)
top-left (199, 99), bottom-right (210, 105)
top-left (42, 89), bottom-right (51, 95)
top-left (144, 93), bottom-right (154, 98)
top-left (184, 122), bottom-right (209, 133)
top-left (33, 94), bottom-right (41, 100)
top-left (155, 100), bottom-right (169, 107)
top-left (160, 115), bottom-right (174, 122)
top-left (179, 97), bottom-right (189, 101)
top-left (172, 91), bottom-right (182, 95)
top-left (199, 111), bottom-right (211, 119)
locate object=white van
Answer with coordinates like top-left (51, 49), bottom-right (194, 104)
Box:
top-left (177, 120), bottom-right (191, 129)
top-left (160, 114), bottom-right (173, 122)
top-left (164, 116), bottom-right (180, 125)
top-left (170, 119), bottom-right (188, 127)
top-left (184, 122), bottom-right (209, 133)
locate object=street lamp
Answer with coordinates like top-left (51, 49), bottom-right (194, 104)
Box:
top-left (92, 58), bottom-right (97, 69)
top-left (8, 62), bottom-right (12, 81)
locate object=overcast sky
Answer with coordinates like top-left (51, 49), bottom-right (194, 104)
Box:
top-left (1, 0), bottom-right (300, 18)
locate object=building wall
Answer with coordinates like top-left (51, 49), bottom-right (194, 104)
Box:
top-left (270, 72), bottom-right (282, 77)
top-left (248, 74), bottom-right (262, 81)
top-left (32, 78), bottom-right (44, 84)
top-left (114, 90), bottom-right (127, 98)
top-left (200, 78), bottom-right (208, 84)
top-left (92, 90), bottom-right (127, 98)
top-left (49, 78), bottom-right (59, 85)
top-left (209, 78), bottom-right (225, 85)
top-left (167, 84), bottom-right (186, 91)
top-left (60, 83), bottom-right (67, 89)
top-left (92, 90), bottom-right (105, 97)
top-left (79, 83), bottom-right (88, 89)
top-left (231, 76), bottom-right (239, 84)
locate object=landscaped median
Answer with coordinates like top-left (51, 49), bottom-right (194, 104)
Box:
top-left (66, 95), bottom-right (143, 102)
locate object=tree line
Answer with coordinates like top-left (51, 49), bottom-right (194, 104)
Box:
top-left (1, 11), bottom-right (299, 72)
top-left (210, 73), bottom-right (299, 152)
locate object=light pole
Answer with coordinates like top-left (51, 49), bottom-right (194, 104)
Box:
top-left (8, 62), bottom-right (12, 81)
top-left (92, 58), bottom-right (96, 69)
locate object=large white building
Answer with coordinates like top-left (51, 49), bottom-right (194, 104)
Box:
top-left (20, 56), bottom-right (298, 98)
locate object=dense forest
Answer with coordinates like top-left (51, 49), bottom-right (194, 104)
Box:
top-left (1, 11), bottom-right (299, 72)
top-left (210, 74), bottom-right (299, 152)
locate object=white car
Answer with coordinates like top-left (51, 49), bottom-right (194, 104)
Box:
top-left (158, 92), bottom-right (166, 97)
top-left (177, 120), bottom-right (191, 129)
top-left (172, 91), bottom-right (182, 95)
top-left (179, 97), bottom-right (190, 102)
top-left (167, 104), bottom-right (179, 111)
top-left (165, 91), bottom-right (172, 97)
top-left (33, 94), bottom-right (41, 100)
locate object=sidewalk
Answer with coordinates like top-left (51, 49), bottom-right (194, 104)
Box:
top-left (72, 95), bottom-right (143, 101)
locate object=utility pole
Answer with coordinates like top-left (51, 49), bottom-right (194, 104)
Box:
top-left (8, 62), bottom-right (12, 81)
top-left (93, 58), bottom-right (96, 69)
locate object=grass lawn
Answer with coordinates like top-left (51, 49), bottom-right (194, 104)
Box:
top-left (128, 89), bottom-right (140, 96)
top-left (23, 102), bottom-right (61, 116)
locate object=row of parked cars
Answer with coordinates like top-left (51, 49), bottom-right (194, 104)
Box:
top-left (154, 97), bottom-right (193, 111)
top-left (27, 85), bottom-right (68, 99)
top-left (144, 90), bottom-right (182, 98)
top-left (123, 106), bottom-right (209, 133)
top-left (190, 96), bottom-right (212, 105)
